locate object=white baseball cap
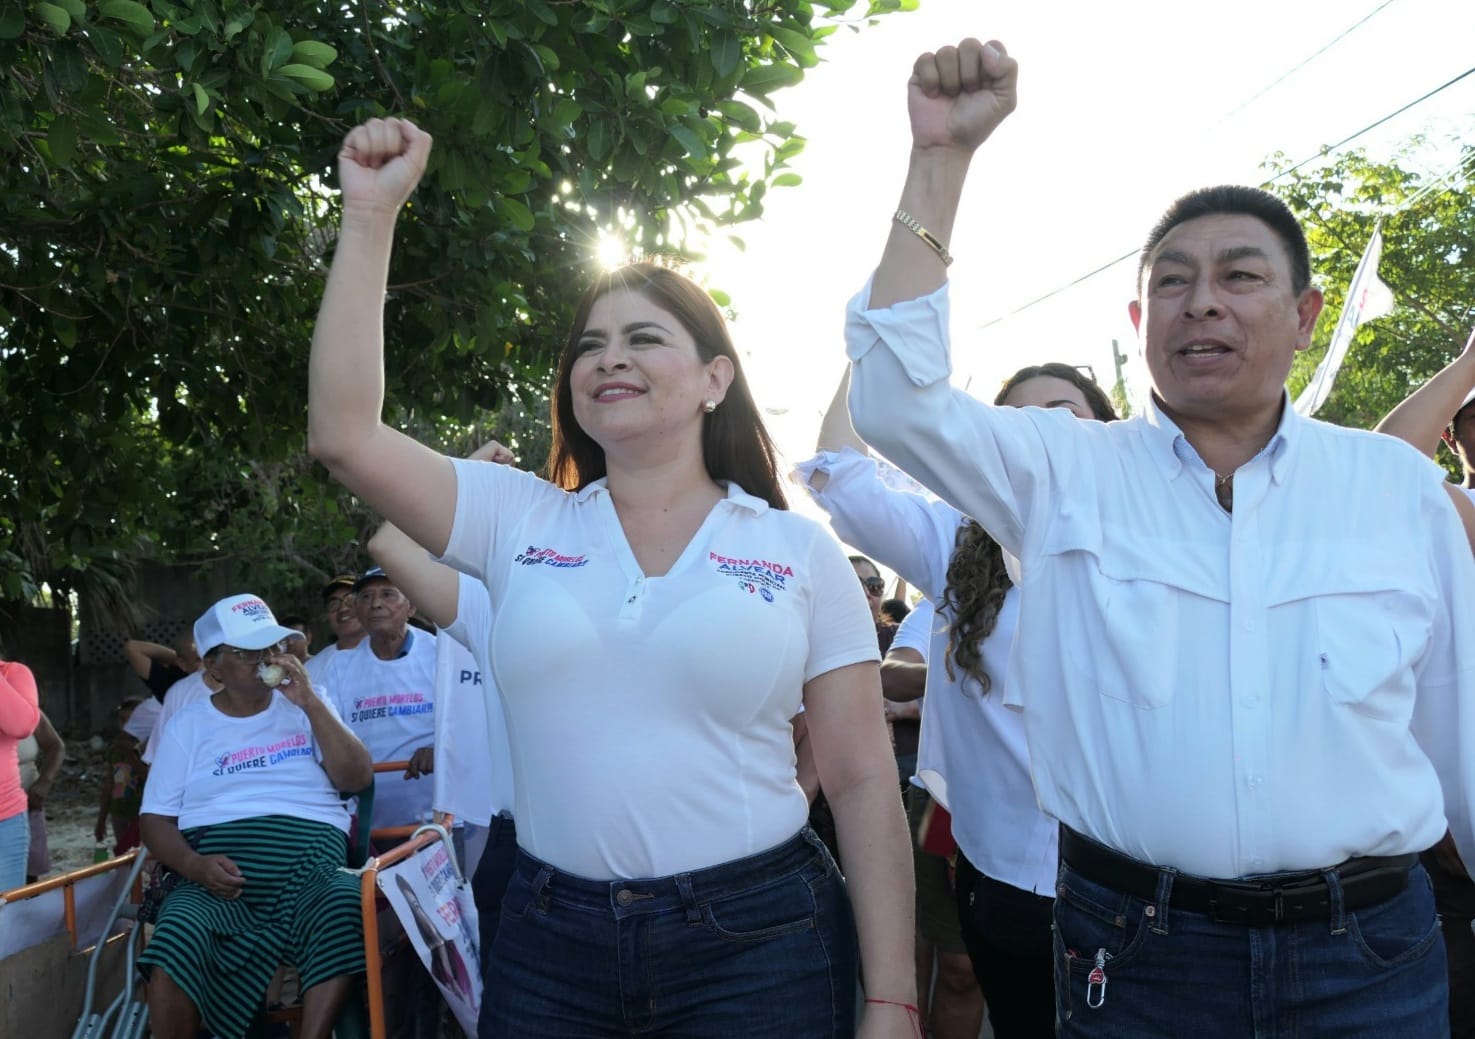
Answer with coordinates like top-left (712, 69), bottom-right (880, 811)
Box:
top-left (194, 594), bottom-right (305, 658)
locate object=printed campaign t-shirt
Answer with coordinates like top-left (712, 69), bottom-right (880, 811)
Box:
top-left (141, 692), bottom-right (349, 832)
top-left (433, 575), bottom-right (513, 824)
top-left (322, 629), bottom-right (438, 827)
top-left (142, 671), bottom-right (214, 765)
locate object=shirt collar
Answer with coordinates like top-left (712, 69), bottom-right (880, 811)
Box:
top-left (574, 478), bottom-right (769, 514)
top-left (1142, 390), bottom-right (1297, 485)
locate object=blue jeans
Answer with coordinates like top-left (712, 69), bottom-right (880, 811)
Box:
top-left (0, 810), bottom-right (29, 891)
top-left (472, 812), bottom-right (519, 975)
top-left (480, 827), bottom-right (857, 1037)
top-left (1053, 859), bottom-right (1448, 1038)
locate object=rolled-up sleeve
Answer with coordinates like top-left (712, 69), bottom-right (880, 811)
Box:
top-left (846, 277), bottom-right (1077, 561)
top-left (796, 448), bottom-right (960, 601)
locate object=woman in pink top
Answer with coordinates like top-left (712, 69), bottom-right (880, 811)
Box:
top-left (1, 650), bottom-right (41, 891)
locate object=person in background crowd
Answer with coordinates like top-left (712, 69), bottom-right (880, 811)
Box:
top-left (139, 594), bottom-right (372, 1039)
top-left (879, 601), bottom-right (985, 1039)
top-left (801, 360), bottom-right (1117, 1038)
top-left (1373, 328), bottom-right (1475, 1039)
top-left (122, 632), bottom-right (201, 749)
top-left (1375, 327), bottom-right (1475, 513)
top-left (0, 646), bottom-right (40, 890)
top-left (96, 697), bottom-right (145, 855)
top-left (124, 632), bottom-right (200, 702)
top-left (280, 615), bottom-right (314, 663)
top-left (847, 38), bottom-right (1475, 1036)
top-left (20, 709), bottom-right (64, 882)
top-left (304, 575), bottom-right (366, 687)
top-left (321, 568), bottom-right (438, 828)
top-left (880, 597), bottom-right (911, 624)
top-left (365, 439), bottom-right (519, 988)
top-left (308, 116), bottom-right (915, 1037)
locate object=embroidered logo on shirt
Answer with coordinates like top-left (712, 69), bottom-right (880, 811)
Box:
top-left (515, 545), bottom-right (590, 568)
top-left (350, 692), bottom-right (433, 724)
top-left (211, 734), bottom-right (312, 776)
top-left (710, 552), bottom-right (793, 599)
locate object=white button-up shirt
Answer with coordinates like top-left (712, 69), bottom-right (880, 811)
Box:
top-left (796, 448), bottom-right (1058, 894)
top-left (847, 278), bottom-right (1475, 879)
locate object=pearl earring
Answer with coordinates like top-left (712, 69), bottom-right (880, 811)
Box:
top-left (702, 400), bottom-right (717, 414)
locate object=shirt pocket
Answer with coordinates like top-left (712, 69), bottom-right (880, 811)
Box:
top-left (1267, 547), bottom-right (1430, 724)
top-left (1049, 523), bottom-right (1214, 711)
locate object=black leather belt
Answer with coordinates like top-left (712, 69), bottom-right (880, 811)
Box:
top-left (1060, 827), bottom-right (1416, 927)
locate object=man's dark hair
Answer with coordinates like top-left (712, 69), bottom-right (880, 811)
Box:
top-left (880, 598), bottom-right (910, 624)
top-left (279, 614), bottom-right (310, 629)
top-left (1137, 185), bottom-right (1312, 296)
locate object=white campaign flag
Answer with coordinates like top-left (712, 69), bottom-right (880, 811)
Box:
top-left (1294, 226), bottom-right (1396, 417)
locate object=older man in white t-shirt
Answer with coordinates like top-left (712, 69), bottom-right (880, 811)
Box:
top-left (321, 567), bottom-right (437, 829)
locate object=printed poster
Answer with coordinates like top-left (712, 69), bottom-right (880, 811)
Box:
top-left (377, 833), bottom-right (481, 1033)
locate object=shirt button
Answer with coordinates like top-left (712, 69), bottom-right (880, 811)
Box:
top-left (615, 889), bottom-right (634, 906)
top-left (1242, 695), bottom-right (1259, 708)
top-left (1250, 857), bottom-right (1266, 869)
top-left (1247, 775), bottom-right (1263, 788)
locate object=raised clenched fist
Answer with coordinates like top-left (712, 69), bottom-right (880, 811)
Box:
top-left (908, 39), bottom-right (1019, 154)
top-left (337, 117), bottom-right (433, 217)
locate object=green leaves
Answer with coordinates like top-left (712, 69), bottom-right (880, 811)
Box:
top-left (46, 113), bottom-right (78, 165)
top-left (0, 0), bottom-right (896, 613)
top-left (277, 63), bottom-right (334, 91)
top-left (289, 40), bottom-right (336, 69)
top-left (0, 8), bottom-right (25, 39)
top-left (1276, 145), bottom-right (1475, 472)
top-left (97, 0), bottom-right (154, 35)
top-left (34, 3), bottom-right (72, 36)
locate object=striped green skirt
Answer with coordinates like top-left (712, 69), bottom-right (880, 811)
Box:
top-left (138, 815), bottom-right (365, 1039)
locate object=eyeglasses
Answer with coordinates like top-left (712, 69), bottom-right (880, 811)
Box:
top-left (326, 593), bottom-right (356, 611)
top-left (221, 643), bottom-right (284, 665)
top-left (859, 577), bottom-right (885, 596)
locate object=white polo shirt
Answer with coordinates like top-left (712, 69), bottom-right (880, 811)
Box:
top-left (440, 459), bottom-right (880, 880)
top-left (800, 448), bottom-right (1058, 896)
top-left (141, 692), bottom-right (350, 833)
top-left (848, 277), bottom-right (1475, 879)
top-left (322, 628), bottom-right (438, 828)
top-left (432, 575), bottom-right (514, 825)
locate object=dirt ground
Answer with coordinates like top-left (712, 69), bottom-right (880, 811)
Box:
top-left (33, 732), bottom-right (115, 879)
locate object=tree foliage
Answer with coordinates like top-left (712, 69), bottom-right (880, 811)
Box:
top-left (0, 0), bottom-right (909, 622)
top-left (1276, 142), bottom-right (1475, 476)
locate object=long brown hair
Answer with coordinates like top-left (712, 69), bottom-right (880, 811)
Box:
top-left (544, 264), bottom-right (787, 510)
top-left (941, 363), bottom-right (1118, 691)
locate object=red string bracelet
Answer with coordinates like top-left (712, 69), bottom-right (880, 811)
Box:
top-left (864, 997), bottom-right (923, 1036)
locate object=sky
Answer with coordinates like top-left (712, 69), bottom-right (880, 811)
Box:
top-left (701, 0), bottom-right (1475, 481)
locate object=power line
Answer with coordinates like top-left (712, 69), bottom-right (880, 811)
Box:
top-left (1402, 148), bottom-right (1475, 211)
top-left (1213, 0), bottom-right (1400, 127)
top-left (1260, 64), bottom-right (1475, 185)
top-left (976, 62), bottom-right (1475, 332)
